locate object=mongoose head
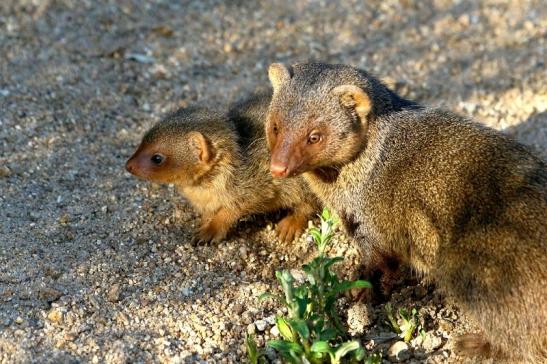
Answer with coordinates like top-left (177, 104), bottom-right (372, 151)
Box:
top-left (126, 108), bottom-right (237, 186)
top-left (266, 62), bottom-right (406, 177)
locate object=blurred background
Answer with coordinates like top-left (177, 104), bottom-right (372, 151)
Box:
top-left (0, 1), bottom-right (545, 363)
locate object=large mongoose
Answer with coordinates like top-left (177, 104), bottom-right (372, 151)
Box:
top-left (126, 92), bottom-right (319, 243)
top-left (265, 62), bottom-right (546, 362)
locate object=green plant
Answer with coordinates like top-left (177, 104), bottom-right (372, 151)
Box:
top-left (384, 303), bottom-right (424, 343)
top-left (246, 334), bottom-right (267, 364)
top-left (254, 208), bottom-right (376, 363)
top-left (364, 353), bottom-right (382, 364)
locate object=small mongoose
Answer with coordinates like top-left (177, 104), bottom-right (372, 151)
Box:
top-left (126, 92), bottom-right (319, 243)
top-left (265, 62), bottom-right (546, 362)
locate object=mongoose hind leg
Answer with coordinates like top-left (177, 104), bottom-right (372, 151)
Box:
top-left (454, 333), bottom-right (495, 360)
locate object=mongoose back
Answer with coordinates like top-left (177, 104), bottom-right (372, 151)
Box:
top-left (126, 91), bottom-right (319, 243)
top-left (266, 62), bottom-right (546, 363)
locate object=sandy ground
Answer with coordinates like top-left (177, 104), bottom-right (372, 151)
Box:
top-left (0, 0), bottom-right (545, 363)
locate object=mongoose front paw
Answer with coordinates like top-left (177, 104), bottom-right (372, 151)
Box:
top-left (196, 222), bottom-right (229, 244)
top-left (194, 209), bottom-right (238, 244)
top-left (276, 213), bottom-right (306, 243)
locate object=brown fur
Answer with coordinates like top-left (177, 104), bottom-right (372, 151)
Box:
top-left (126, 92), bottom-right (320, 243)
top-left (266, 62), bottom-right (547, 363)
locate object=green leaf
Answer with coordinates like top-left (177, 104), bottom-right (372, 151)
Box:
top-left (246, 334), bottom-right (258, 364)
top-left (320, 208), bottom-right (331, 221)
top-left (385, 303), bottom-right (401, 334)
top-left (333, 280), bottom-right (372, 295)
top-left (319, 327), bottom-right (337, 341)
top-left (323, 256), bottom-right (344, 268)
top-left (276, 316), bottom-right (295, 342)
top-left (365, 353), bottom-right (382, 364)
top-left (399, 307), bottom-right (409, 321)
top-left (352, 347), bottom-right (366, 360)
top-left (309, 229), bottom-right (322, 244)
top-left (334, 341), bottom-right (361, 360)
top-left (289, 319), bottom-right (310, 340)
top-left (295, 297), bottom-right (308, 318)
top-left (310, 341), bottom-right (332, 354)
top-left (267, 340), bottom-right (303, 355)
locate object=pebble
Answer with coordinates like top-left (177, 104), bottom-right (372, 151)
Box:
top-left (0, 166), bottom-right (11, 177)
top-left (388, 341), bottom-right (411, 362)
top-left (413, 285), bottom-right (428, 299)
top-left (254, 319), bottom-right (268, 332)
top-left (107, 284), bottom-right (121, 302)
top-left (347, 302), bottom-right (371, 335)
top-left (422, 332), bottom-right (443, 352)
top-left (47, 307), bottom-right (64, 323)
top-left (38, 287), bottom-right (63, 302)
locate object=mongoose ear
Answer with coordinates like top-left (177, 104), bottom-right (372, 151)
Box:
top-left (268, 63), bottom-right (291, 94)
top-left (188, 131), bottom-right (213, 164)
top-left (331, 85), bottom-right (372, 122)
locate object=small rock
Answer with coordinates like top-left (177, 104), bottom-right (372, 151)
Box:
top-left (233, 304), bottom-right (244, 315)
top-left (387, 341), bottom-right (411, 362)
top-left (63, 331), bottom-right (78, 341)
top-left (107, 284), bottom-right (121, 303)
top-left (438, 318), bottom-right (454, 334)
top-left (413, 285), bottom-right (428, 299)
top-left (367, 332), bottom-right (398, 343)
top-left (289, 269), bottom-right (307, 284)
top-left (47, 307), bottom-right (64, 323)
top-left (38, 287), bottom-right (63, 302)
top-left (15, 316), bottom-right (23, 324)
top-left (254, 319), bottom-right (267, 332)
top-left (422, 333), bottom-right (442, 352)
top-left (125, 53), bottom-right (155, 64)
top-left (246, 323), bottom-right (256, 335)
top-left (347, 302), bottom-right (371, 335)
top-left (264, 315), bottom-right (275, 325)
top-left (0, 166), bottom-right (11, 177)
top-left (270, 325), bottom-right (279, 337)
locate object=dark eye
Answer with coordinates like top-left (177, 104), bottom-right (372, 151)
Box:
top-left (272, 123), bottom-right (279, 135)
top-left (151, 154), bottom-right (164, 165)
top-left (307, 132), bottom-right (321, 144)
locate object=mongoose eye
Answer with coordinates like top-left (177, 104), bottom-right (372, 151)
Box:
top-left (307, 132), bottom-right (322, 144)
top-left (272, 123), bottom-right (279, 135)
top-left (151, 154), bottom-right (165, 165)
